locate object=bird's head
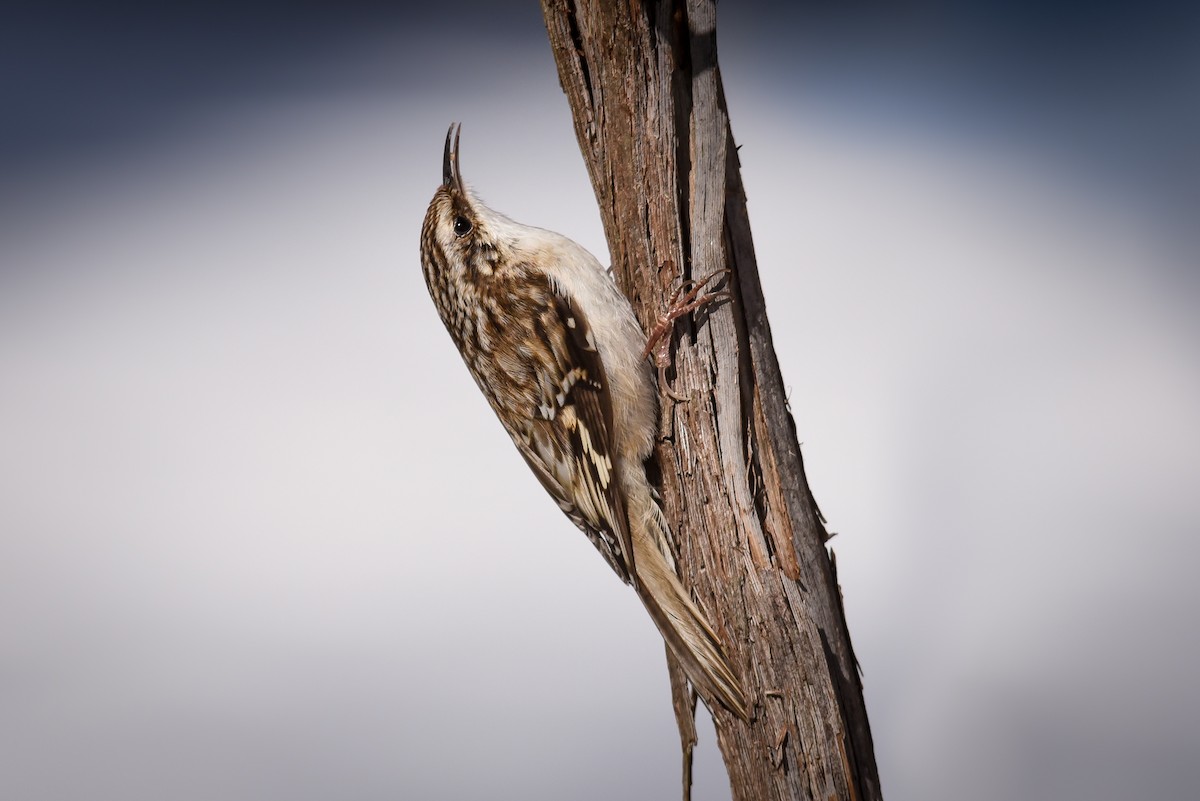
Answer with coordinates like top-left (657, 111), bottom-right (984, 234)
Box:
top-left (421, 123), bottom-right (508, 286)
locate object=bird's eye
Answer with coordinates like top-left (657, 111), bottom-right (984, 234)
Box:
top-left (453, 216), bottom-right (473, 237)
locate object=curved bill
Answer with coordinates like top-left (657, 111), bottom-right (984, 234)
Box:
top-left (442, 123), bottom-right (463, 192)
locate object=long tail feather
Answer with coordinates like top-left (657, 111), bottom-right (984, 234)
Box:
top-left (631, 504), bottom-right (749, 721)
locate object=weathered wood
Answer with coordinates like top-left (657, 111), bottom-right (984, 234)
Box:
top-left (540, 1), bottom-right (882, 800)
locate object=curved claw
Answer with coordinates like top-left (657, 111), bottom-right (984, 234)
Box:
top-left (658, 363), bottom-right (693, 403)
top-left (644, 268), bottom-right (734, 403)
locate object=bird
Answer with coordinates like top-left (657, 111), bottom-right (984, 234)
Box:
top-left (419, 123), bottom-right (747, 721)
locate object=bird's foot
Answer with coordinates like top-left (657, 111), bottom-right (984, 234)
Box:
top-left (642, 270), bottom-right (732, 402)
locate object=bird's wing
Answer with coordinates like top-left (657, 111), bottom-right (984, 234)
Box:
top-left (505, 277), bottom-right (635, 584)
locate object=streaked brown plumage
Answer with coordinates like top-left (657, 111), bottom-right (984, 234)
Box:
top-left (419, 123), bottom-right (747, 720)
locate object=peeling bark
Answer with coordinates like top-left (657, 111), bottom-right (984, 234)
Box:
top-left (541, 2), bottom-right (882, 800)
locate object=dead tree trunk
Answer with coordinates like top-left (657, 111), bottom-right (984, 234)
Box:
top-left (540, 2), bottom-right (882, 799)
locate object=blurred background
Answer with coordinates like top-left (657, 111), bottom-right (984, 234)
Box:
top-left (2, 1), bottom-right (1197, 799)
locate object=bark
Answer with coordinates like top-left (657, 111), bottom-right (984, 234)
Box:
top-left (539, 2), bottom-right (883, 800)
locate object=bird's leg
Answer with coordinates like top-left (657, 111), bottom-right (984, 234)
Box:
top-left (643, 270), bottom-right (732, 402)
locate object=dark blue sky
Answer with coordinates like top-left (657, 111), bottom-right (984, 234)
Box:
top-left (4, 0), bottom-right (1196, 221)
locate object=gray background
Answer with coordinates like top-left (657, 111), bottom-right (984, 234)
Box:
top-left (2, 2), bottom-right (1197, 799)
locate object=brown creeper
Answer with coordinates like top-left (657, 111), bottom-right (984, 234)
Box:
top-left (420, 124), bottom-right (748, 721)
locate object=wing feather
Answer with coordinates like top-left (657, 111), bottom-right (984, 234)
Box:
top-left (507, 281), bottom-right (634, 583)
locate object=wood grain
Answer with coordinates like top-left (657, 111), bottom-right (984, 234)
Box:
top-left (541, 2), bottom-right (883, 799)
